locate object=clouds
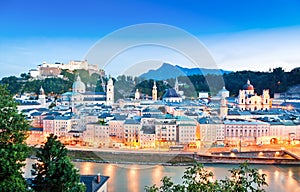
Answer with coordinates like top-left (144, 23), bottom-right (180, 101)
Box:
top-left (203, 26), bottom-right (300, 72)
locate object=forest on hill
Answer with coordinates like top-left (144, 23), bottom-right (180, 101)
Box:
top-left (0, 67), bottom-right (299, 100)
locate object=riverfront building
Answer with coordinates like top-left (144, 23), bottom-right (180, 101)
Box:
top-left (224, 119), bottom-right (270, 146)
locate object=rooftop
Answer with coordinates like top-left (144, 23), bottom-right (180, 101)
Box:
top-left (80, 175), bottom-right (110, 192)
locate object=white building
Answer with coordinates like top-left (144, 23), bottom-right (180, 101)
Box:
top-left (60, 75), bottom-right (113, 109)
top-left (106, 77), bottom-right (114, 105)
top-left (155, 121), bottom-right (177, 146)
top-left (224, 119), bottom-right (270, 146)
top-left (123, 119), bottom-right (141, 147)
top-left (237, 80), bottom-right (270, 111)
top-left (108, 115), bottom-right (127, 143)
top-left (83, 123), bottom-right (110, 147)
top-left (140, 127), bottom-right (156, 148)
top-left (198, 117), bottom-right (224, 147)
top-left (177, 123), bottom-right (197, 145)
top-left (53, 116), bottom-right (73, 137)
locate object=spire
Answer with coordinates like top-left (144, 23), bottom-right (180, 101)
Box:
top-left (175, 77), bottom-right (179, 93)
top-left (247, 79), bottom-right (250, 85)
top-left (153, 81), bottom-right (157, 88)
top-left (40, 86), bottom-right (45, 95)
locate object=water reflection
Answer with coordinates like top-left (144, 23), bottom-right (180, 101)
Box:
top-left (80, 162), bottom-right (93, 175)
top-left (152, 165), bottom-right (163, 185)
top-left (127, 165), bottom-right (140, 192)
top-left (23, 159), bottom-right (300, 192)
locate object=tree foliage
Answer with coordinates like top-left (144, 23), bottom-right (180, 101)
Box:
top-left (145, 162), bottom-right (268, 192)
top-left (0, 85), bottom-right (30, 191)
top-left (1, 67), bottom-right (299, 97)
top-left (31, 134), bottom-right (85, 192)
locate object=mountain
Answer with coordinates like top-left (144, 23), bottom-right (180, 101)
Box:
top-left (139, 63), bottom-right (231, 80)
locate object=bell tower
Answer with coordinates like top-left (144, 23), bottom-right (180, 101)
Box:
top-left (106, 77), bottom-right (114, 105)
top-left (152, 81), bottom-right (157, 101)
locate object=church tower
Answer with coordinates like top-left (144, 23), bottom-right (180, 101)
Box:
top-left (152, 81), bottom-right (157, 101)
top-left (262, 89), bottom-right (270, 110)
top-left (39, 86), bottom-right (46, 108)
top-left (175, 77), bottom-right (179, 94)
top-left (220, 95), bottom-right (228, 119)
top-left (106, 77), bottom-right (114, 105)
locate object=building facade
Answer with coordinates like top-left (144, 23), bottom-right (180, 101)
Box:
top-left (237, 80), bottom-right (270, 111)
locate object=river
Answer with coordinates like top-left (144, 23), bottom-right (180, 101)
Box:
top-left (24, 159), bottom-right (300, 192)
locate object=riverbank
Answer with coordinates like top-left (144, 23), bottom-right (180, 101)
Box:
top-left (29, 147), bottom-right (300, 166)
top-left (68, 150), bottom-right (197, 165)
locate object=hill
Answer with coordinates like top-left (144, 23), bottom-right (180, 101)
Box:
top-left (139, 63), bottom-right (231, 80)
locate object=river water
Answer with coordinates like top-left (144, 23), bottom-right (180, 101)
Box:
top-left (24, 159), bottom-right (300, 192)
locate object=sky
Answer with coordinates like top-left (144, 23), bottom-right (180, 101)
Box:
top-left (0, 0), bottom-right (300, 78)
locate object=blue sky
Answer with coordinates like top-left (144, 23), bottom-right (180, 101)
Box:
top-left (1, 0), bottom-right (300, 77)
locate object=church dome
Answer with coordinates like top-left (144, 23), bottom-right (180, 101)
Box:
top-left (72, 75), bottom-right (86, 93)
top-left (163, 88), bottom-right (180, 98)
top-left (243, 80), bottom-right (254, 90)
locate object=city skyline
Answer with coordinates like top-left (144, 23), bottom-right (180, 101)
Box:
top-left (1, 0), bottom-right (300, 78)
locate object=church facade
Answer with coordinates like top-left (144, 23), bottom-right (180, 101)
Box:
top-left (237, 80), bottom-right (270, 111)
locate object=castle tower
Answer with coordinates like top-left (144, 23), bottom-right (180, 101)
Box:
top-left (106, 77), bottom-right (114, 105)
top-left (152, 81), bottom-right (157, 101)
top-left (135, 89), bottom-right (140, 100)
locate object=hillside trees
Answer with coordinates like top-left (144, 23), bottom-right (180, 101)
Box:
top-left (1, 67), bottom-right (299, 97)
top-left (0, 85), bottom-right (30, 191)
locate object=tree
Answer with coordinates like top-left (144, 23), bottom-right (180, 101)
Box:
top-left (0, 85), bottom-right (30, 191)
top-left (31, 134), bottom-right (85, 192)
top-left (145, 162), bottom-right (268, 192)
top-left (0, 76), bottom-right (23, 94)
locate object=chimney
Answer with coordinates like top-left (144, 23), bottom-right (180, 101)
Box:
top-left (97, 173), bottom-right (101, 183)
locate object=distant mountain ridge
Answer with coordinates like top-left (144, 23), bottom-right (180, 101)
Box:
top-left (139, 63), bottom-right (231, 80)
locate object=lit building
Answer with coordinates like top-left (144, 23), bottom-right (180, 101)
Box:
top-left (177, 123), bottom-right (197, 145)
top-left (198, 117), bottom-right (224, 147)
top-left (43, 116), bottom-right (55, 136)
top-left (83, 123), bottom-right (110, 147)
top-left (224, 119), bottom-right (270, 146)
top-left (123, 119), bottom-right (141, 147)
top-left (53, 116), bottom-right (72, 137)
top-left (237, 80), bottom-right (270, 111)
top-left (139, 126), bottom-right (156, 148)
top-left (155, 121), bottom-right (177, 147)
top-left (108, 114), bottom-right (127, 143)
top-left (268, 121), bottom-right (300, 143)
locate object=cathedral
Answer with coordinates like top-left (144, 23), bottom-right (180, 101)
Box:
top-left (237, 80), bottom-right (270, 111)
top-left (61, 75), bottom-right (114, 108)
